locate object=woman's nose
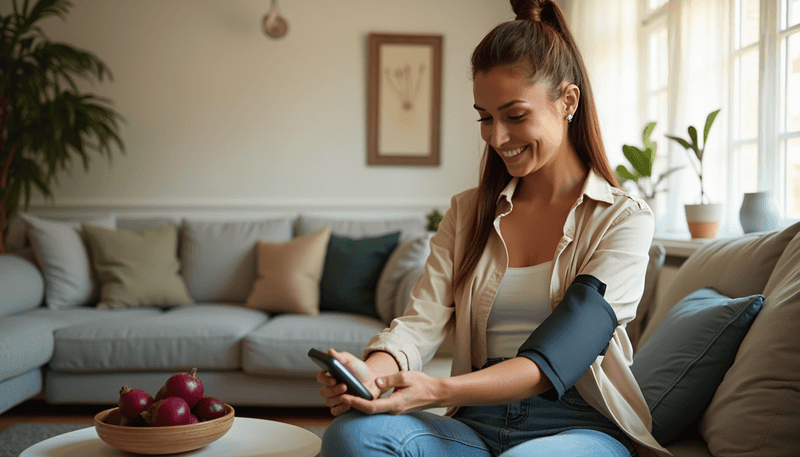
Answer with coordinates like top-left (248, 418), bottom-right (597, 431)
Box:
top-left (489, 122), bottom-right (510, 148)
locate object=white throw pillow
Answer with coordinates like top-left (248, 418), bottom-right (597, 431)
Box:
top-left (21, 213), bottom-right (116, 309)
top-left (374, 233), bottom-right (433, 324)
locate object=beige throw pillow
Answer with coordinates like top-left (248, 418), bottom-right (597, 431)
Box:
top-left (245, 228), bottom-right (331, 315)
top-left (83, 223), bottom-right (194, 309)
top-left (700, 229), bottom-right (800, 456)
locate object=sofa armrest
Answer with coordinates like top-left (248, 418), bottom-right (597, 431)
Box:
top-left (0, 251), bottom-right (45, 317)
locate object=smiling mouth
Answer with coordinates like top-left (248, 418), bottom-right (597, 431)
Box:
top-left (501, 146), bottom-right (528, 158)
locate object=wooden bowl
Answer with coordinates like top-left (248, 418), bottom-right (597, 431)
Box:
top-left (94, 404), bottom-right (235, 455)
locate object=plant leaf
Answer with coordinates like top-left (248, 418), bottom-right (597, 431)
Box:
top-left (643, 121), bottom-right (656, 145)
top-left (703, 109), bottom-right (720, 148)
top-left (666, 135), bottom-right (692, 150)
top-left (688, 126), bottom-right (698, 152)
top-left (616, 165), bottom-right (637, 182)
top-left (622, 145), bottom-right (651, 177)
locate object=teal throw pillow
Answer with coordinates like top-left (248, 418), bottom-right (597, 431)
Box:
top-left (320, 232), bottom-right (401, 318)
top-left (631, 288), bottom-right (763, 445)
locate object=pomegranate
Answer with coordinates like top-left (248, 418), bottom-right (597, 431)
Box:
top-left (140, 396), bottom-right (195, 426)
top-left (104, 408), bottom-right (124, 425)
top-left (155, 368), bottom-right (204, 407)
top-left (187, 414), bottom-right (200, 424)
top-left (192, 396), bottom-right (226, 421)
top-left (105, 407), bottom-right (145, 427)
top-left (118, 386), bottom-right (154, 421)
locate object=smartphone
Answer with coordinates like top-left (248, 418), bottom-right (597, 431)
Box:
top-left (308, 348), bottom-right (374, 400)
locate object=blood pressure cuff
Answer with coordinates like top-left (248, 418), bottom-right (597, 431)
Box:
top-left (517, 274), bottom-right (618, 401)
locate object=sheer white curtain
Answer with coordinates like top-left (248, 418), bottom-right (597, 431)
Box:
top-left (569, 0), bottom-right (639, 173)
top-left (570, 0), bottom-right (733, 237)
top-left (665, 0), bottom-right (733, 236)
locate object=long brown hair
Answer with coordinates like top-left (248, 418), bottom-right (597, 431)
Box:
top-left (454, 0), bottom-right (619, 291)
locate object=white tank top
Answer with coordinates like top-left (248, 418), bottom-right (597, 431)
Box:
top-left (486, 261), bottom-right (552, 359)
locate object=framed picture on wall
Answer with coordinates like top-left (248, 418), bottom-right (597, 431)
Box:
top-left (367, 33), bottom-right (443, 166)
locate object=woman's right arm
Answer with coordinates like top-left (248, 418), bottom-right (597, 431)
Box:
top-left (361, 193), bottom-right (463, 372)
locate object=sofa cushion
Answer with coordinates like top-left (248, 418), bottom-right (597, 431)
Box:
top-left (245, 228), bottom-right (331, 315)
top-left (20, 213), bottom-right (116, 309)
top-left (295, 215), bottom-right (426, 243)
top-left (320, 232), bottom-right (400, 318)
top-left (0, 369), bottom-right (43, 416)
top-left (83, 223), bottom-right (194, 309)
top-left (375, 233), bottom-right (432, 324)
top-left (638, 220), bottom-right (800, 348)
top-left (0, 306), bottom-right (162, 382)
top-left (700, 229), bottom-right (800, 456)
top-left (0, 253), bottom-right (44, 317)
top-left (243, 312), bottom-right (386, 377)
top-left (50, 304), bottom-right (267, 372)
top-left (631, 288), bottom-right (763, 445)
top-left (180, 218), bottom-right (294, 303)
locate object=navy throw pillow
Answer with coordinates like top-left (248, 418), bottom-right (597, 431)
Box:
top-left (319, 232), bottom-right (400, 318)
top-left (631, 288), bottom-right (763, 445)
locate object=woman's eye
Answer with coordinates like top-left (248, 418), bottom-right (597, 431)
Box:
top-left (508, 114), bottom-right (526, 121)
top-left (477, 117), bottom-right (492, 123)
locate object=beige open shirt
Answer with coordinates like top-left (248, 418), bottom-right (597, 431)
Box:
top-left (364, 169), bottom-right (672, 457)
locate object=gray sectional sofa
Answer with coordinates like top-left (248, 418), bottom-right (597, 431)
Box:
top-left (3, 207), bottom-right (799, 457)
top-left (0, 211), bottom-right (451, 415)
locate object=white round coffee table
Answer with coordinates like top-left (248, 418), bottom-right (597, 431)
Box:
top-left (20, 417), bottom-right (321, 457)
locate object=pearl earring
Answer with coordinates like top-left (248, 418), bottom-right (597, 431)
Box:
top-left (567, 114), bottom-right (574, 123)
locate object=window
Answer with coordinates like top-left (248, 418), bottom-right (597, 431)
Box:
top-left (639, 0), bottom-right (799, 235)
top-left (780, 0), bottom-right (800, 217)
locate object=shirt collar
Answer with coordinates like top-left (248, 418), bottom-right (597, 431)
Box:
top-left (496, 168), bottom-right (615, 206)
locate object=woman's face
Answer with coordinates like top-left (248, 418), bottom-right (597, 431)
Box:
top-left (473, 65), bottom-right (573, 179)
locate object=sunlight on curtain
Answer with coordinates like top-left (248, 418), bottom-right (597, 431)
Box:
top-left (568, 0), bottom-right (639, 173)
top-left (571, 0), bottom-right (732, 237)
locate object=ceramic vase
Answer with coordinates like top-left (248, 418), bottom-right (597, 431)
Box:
top-left (739, 191), bottom-right (779, 234)
top-left (685, 203), bottom-right (723, 239)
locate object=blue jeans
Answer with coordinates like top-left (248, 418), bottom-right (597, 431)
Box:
top-left (322, 360), bottom-right (636, 457)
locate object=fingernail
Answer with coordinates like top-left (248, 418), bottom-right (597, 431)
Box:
top-left (376, 378), bottom-right (384, 387)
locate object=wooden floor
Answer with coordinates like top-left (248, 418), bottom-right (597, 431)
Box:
top-left (0, 400), bottom-right (335, 433)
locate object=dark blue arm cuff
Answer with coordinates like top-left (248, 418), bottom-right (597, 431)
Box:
top-left (516, 274), bottom-right (618, 401)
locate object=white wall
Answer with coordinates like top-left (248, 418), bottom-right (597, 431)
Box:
top-left (5, 0), bottom-right (514, 212)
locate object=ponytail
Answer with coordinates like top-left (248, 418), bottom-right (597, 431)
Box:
top-left (455, 0), bottom-right (619, 292)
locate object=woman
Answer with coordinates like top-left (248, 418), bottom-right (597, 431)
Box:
top-left (317, 1), bottom-right (670, 456)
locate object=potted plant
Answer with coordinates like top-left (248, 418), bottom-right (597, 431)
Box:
top-left (0, 0), bottom-right (124, 253)
top-left (616, 121), bottom-right (683, 209)
top-left (666, 109), bottom-right (721, 239)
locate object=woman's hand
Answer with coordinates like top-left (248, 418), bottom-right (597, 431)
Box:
top-left (345, 370), bottom-right (445, 416)
top-left (316, 348), bottom-right (383, 417)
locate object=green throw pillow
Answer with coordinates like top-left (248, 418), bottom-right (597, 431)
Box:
top-left (83, 223), bottom-right (194, 309)
top-left (319, 232), bottom-right (400, 318)
top-left (631, 288), bottom-right (763, 445)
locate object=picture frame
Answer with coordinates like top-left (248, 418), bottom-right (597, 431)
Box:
top-left (367, 33), bottom-right (443, 166)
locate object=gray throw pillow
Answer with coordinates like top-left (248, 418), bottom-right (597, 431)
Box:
top-left (180, 218), bottom-right (294, 302)
top-left (21, 213), bottom-right (116, 309)
top-left (631, 288), bottom-right (763, 445)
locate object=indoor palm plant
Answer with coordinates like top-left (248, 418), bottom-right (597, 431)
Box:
top-left (666, 109), bottom-right (721, 238)
top-left (0, 0), bottom-right (124, 253)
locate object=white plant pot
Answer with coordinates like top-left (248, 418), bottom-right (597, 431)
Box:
top-left (739, 191), bottom-right (779, 234)
top-left (684, 203), bottom-right (723, 239)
